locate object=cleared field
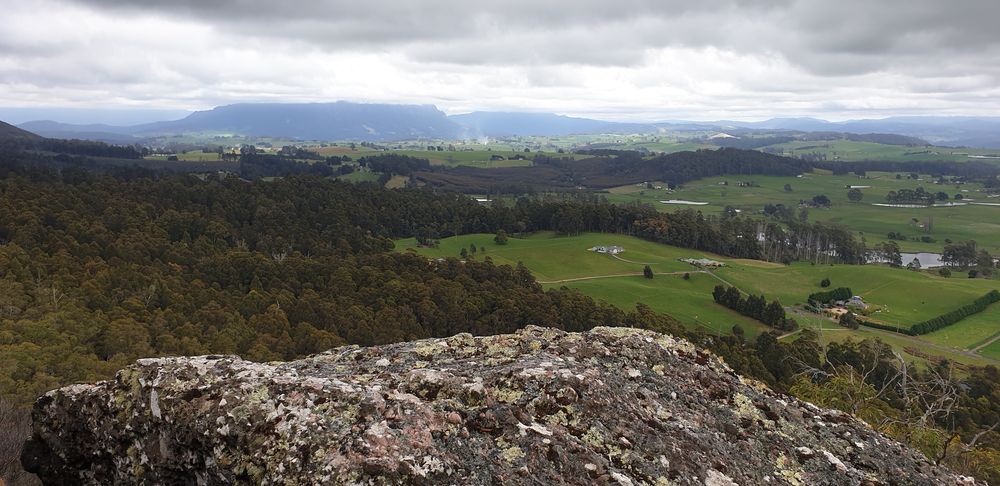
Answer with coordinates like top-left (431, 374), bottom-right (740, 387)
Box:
top-left (146, 151), bottom-right (223, 162)
top-left (337, 170), bottom-right (381, 183)
top-left (396, 232), bottom-right (1000, 363)
top-left (921, 305), bottom-right (1000, 349)
top-left (715, 261), bottom-right (1000, 328)
top-left (396, 232), bottom-right (701, 282)
top-left (561, 273), bottom-right (773, 337)
top-left (978, 339), bottom-right (1000, 361)
top-left (605, 171), bottom-right (1000, 253)
top-left (386, 150), bottom-right (538, 168)
top-left (384, 175), bottom-right (408, 189)
top-left (764, 140), bottom-right (1000, 163)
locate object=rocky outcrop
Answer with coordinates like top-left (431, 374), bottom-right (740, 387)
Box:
top-left (23, 326), bottom-right (977, 485)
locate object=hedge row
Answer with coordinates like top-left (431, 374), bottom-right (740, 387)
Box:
top-left (808, 287), bottom-right (853, 304)
top-left (857, 319), bottom-right (916, 336)
top-left (855, 290), bottom-right (1000, 336)
top-left (909, 290), bottom-right (1000, 335)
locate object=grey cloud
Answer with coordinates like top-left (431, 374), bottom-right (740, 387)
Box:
top-left (61, 0), bottom-right (1000, 76)
top-left (3, 0), bottom-right (1000, 119)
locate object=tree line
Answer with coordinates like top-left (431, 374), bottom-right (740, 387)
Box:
top-left (711, 285), bottom-right (798, 331)
top-left (909, 290), bottom-right (1000, 336)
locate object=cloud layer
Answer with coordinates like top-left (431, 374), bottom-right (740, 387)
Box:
top-left (2, 0), bottom-right (999, 120)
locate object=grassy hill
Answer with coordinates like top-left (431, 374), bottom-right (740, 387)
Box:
top-left (396, 232), bottom-right (1000, 366)
top-left (605, 170), bottom-right (1000, 253)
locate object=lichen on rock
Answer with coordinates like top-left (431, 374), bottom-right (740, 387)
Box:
top-left (22, 326), bottom-right (979, 485)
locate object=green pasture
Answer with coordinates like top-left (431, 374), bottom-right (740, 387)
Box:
top-left (978, 340), bottom-right (1000, 361)
top-left (714, 261), bottom-right (1000, 329)
top-left (559, 273), bottom-right (773, 338)
top-left (397, 231), bottom-right (1000, 364)
top-left (764, 140), bottom-right (1000, 163)
top-left (396, 231), bottom-right (702, 282)
top-left (146, 151), bottom-right (224, 162)
top-left (605, 171), bottom-right (1000, 253)
top-left (921, 305), bottom-right (1000, 350)
top-left (337, 170), bottom-right (381, 183)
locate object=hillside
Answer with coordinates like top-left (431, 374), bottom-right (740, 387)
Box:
top-left (0, 120), bottom-right (42, 142)
top-left (22, 326), bottom-right (975, 484)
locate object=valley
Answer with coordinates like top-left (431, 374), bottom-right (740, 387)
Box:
top-left (398, 232), bottom-right (1000, 367)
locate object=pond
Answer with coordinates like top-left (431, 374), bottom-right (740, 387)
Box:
top-left (660, 200), bottom-right (709, 205)
top-left (868, 252), bottom-right (944, 268)
top-left (900, 252), bottom-right (944, 268)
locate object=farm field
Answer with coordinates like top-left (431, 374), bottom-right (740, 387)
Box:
top-left (146, 150), bottom-right (224, 162)
top-left (383, 150), bottom-right (538, 168)
top-left (714, 261), bottom-right (1000, 326)
top-left (921, 305), bottom-right (1000, 350)
top-left (396, 232), bottom-right (1000, 364)
top-left (978, 340), bottom-right (1000, 361)
top-left (396, 231), bottom-right (697, 282)
top-left (763, 139), bottom-right (1000, 163)
top-left (336, 170), bottom-right (381, 183)
top-left (605, 170), bottom-right (1000, 253)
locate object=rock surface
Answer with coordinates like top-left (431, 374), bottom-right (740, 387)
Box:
top-left (23, 326), bottom-right (977, 485)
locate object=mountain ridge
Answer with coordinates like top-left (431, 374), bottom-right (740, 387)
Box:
top-left (12, 102), bottom-right (1000, 147)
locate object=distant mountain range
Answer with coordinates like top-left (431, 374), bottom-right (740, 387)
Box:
top-left (19, 103), bottom-right (461, 142)
top-left (450, 112), bottom-right (657, 137)
top-left (11, 102), bottom-right (1000, 148)
top-left (715, 116), bottom-right (1000, 148)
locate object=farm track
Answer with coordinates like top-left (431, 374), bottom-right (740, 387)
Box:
top-left (970, 332), bottom-right (1000, 353)
top-left (538, 270), bottom-right (701, 285)
top-left (610, 254), bottom-right (659, 265)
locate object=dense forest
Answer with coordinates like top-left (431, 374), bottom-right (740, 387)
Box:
top-left (0, 147), bottom-right (999, 482)
top-left (415, 148), bottom-right (813, 192)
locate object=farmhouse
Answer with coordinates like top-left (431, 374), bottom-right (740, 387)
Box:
top-left (590, 245), bottom-right (624, 255)
top-left (679, 258), bottom-right (726, 268)
top-left (834, 295), bottom-right (869, 310)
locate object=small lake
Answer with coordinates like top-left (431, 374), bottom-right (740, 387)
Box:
top-left (901, 252), bottom-right (944, 268)
top-left (660, 200), bottom-right (709, 205)
top-left (868, 252), bottom-right (944, 268)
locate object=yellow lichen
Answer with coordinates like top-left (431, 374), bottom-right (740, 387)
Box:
top-left (493, 388), bottom-right (523, 403)
top-left (494, 437), bottom-right (524, 463)
top-left (501, 445), bottom-right (524, 463)
top-left (733, 393), bottom-right (763, 421)
top-left (775, 453), bottom-right (805, 486)
top-left (581, 426), bottom-right (605, 449)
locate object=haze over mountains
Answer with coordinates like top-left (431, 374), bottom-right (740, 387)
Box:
top-left (8, 102), bottom-right (1000, 148)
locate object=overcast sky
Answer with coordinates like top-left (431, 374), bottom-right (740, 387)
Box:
top-left (2, 0), bottom-right (999, 123)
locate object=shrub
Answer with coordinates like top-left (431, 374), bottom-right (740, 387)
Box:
top-left (808, 287), bottom-right (852, 304)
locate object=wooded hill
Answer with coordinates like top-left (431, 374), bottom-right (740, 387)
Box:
top-left (415, 148), bottom-right (812, 192)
